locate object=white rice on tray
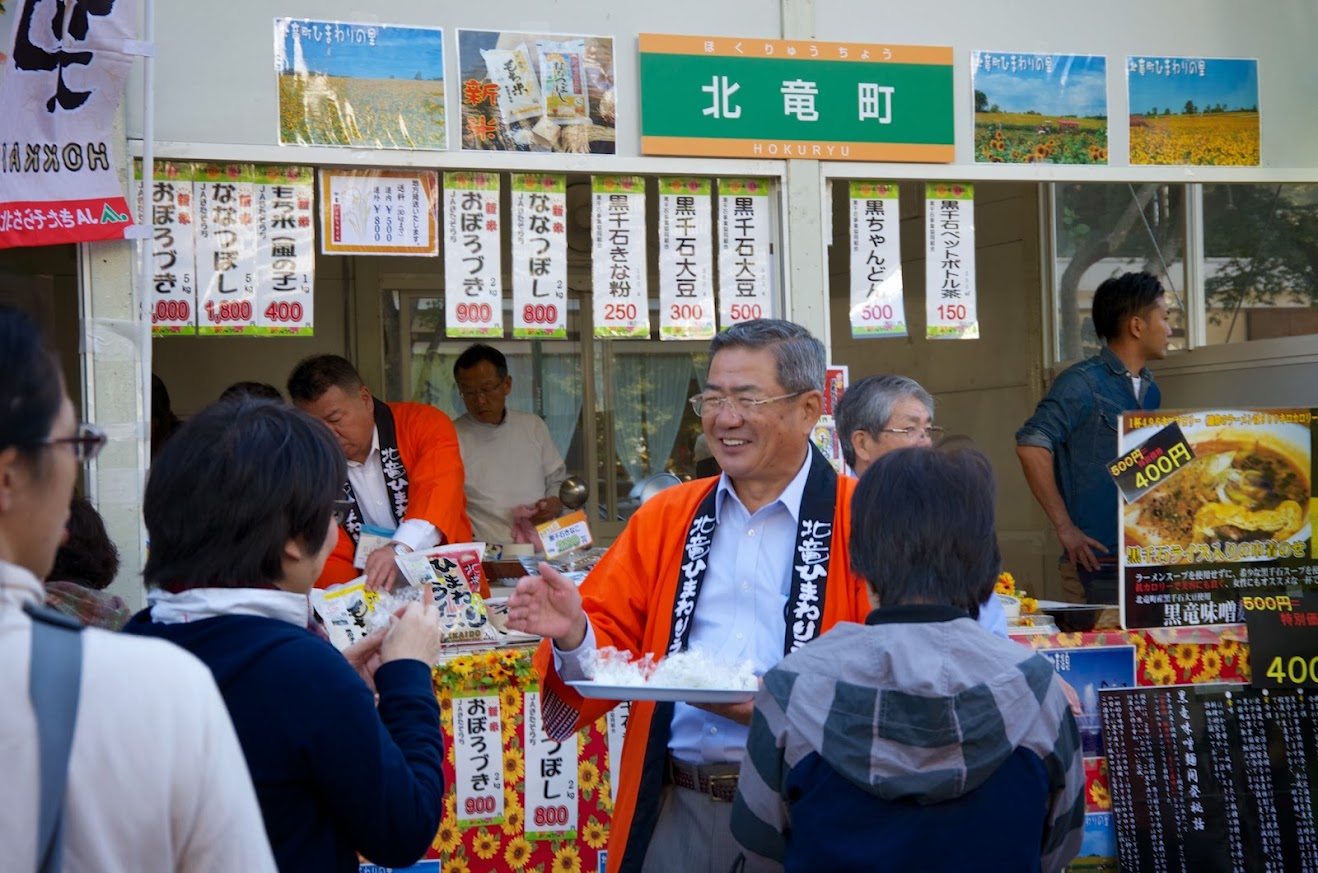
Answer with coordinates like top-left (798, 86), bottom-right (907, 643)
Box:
top-left (583, 647), bottom-right (758, 690)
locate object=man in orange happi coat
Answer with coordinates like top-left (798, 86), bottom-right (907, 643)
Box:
top-left (507, 320), bottom-right (872, 873)
top-left (289, 354), bottom-right (472, 591)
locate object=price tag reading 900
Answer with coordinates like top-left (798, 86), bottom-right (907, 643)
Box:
top-left (463, 795), bottom-right (497, 816)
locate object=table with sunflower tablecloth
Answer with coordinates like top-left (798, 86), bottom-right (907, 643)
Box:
top-left (1016, 625), bottom-right (1251, 872)
top-left (369, 646), bottom-right (616, 873)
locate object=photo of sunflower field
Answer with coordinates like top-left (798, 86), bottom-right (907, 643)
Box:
top-left (1127, 57), bottom-right (1259, 166)
top-left (972, 52), bottom-right (1108, 164)
top-left (274, 19), bottom-right (446, 150)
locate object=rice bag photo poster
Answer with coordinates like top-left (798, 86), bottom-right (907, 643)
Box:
top-left (457, 29), bottom-right (617, 154)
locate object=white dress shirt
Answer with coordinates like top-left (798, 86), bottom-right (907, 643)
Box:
top-left (346, 426), bottom-right (439, 552)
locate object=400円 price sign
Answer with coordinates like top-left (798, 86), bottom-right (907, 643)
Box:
top-left (1117, 408), bottom-right (1316, 630)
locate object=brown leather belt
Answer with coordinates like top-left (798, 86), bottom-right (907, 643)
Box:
top-left (666, 756), bottom-right (740, 802)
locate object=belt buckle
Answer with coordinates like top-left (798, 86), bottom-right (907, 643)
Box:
top-left (706, 773), bottom-right (737, 802)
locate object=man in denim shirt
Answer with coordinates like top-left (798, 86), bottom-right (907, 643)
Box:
top-left (1016, 272), bottom-right (1172, 603)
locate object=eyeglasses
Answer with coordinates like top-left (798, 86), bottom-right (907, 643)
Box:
top-left (878, 425), bottom-right (945, 440)
top-left (39, 422), bottom-right (107, 461)
top-left (332, 499), bottom-right (356, 526)
top-left (689, 391), bottom-right (804, 417)
top-left (457, 381), bottom-right (507, 400)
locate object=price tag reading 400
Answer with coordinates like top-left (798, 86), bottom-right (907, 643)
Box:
top-left (1243, 594), bottom-right (1318, 688)
top-left (1108, 422), bottom-right (1196, 504)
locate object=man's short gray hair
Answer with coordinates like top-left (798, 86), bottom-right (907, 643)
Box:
top-left (835, 374), bottom-right (935, 469)
top-left (707, 319), bottom-right (826, 395)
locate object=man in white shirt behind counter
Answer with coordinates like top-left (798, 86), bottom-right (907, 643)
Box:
top-left (452, 344), bottom-right (568, 548)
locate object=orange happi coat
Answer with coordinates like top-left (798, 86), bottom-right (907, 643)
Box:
top-left (533, 471), bottom-right (870, 872)
top-left (316, 402), bottom-right (473, 588)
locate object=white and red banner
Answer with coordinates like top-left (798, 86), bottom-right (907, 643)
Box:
top-left (0, 0), bottom-right (139, 248)
top-left (512, 173), bottom-right (568, 340)
top-left (717, 178), bottom-right (774, 328)
top-left (925, 182), bottom-right (979, 340)
top-left (592, 176), bottom-right (649, 338)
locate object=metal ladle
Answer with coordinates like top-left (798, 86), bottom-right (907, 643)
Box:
top-left (559, 475), bottom-right (589, 510)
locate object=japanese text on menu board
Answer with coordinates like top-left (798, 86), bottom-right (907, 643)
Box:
top-left (512, 174), bottom-right (568, 340)
top-left (443, 172), bottom-right (503, 338)
top-left (1118, 408), bottom-right (1315, 630)
top-left (592, 176), bottom-right (649, 338)
top-left (658, 177), bottom-right (715, 340)
top-left (924, 183), bottom-right (977, 340)
top-left (319, 169), bottom-right (437, 256)
top-left (848, 181), bottom-right (906, 338)
top-left (638, 34), bottom-right (954, 162)
top-left (717, 179), bottom-right (774, 328)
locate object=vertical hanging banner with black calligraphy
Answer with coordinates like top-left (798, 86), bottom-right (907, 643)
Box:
top-left (849, 181), bottom-right (907, 338)
top-left (658, 177), bottom-right (715, 340)
top-left (254, 165), bottom-right (315, 335)
top-left (0, 0), bottom-right (139, 248)
top-left (196, 165), bottom-right (258, 336)
top-left (924, 182), bottom-right (978, 339)
top-left (592, 176), bottom-right (649, 338)
top-left (716, 178), bottom-right (774, 328)
top-left (512, 174), bottom-right (568, 339)
top-left (443, 172), bottom-right (503, 338)
top-left (136, 161), bottom-right (198, 336)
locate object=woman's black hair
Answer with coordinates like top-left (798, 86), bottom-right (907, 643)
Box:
top-left (0, 305), bottom-right (64, 461)
top-left (49, 496), bottom-right (120, 590)
top-left (143, 397), bottom-right (346, 590)
top-left (849, 446), bottom-right (1001, 618)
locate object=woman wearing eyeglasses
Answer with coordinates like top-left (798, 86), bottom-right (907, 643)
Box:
top-left (0, 305), bottom-right (278, 871)
top-left (124, 395), bottom-right (447, 873)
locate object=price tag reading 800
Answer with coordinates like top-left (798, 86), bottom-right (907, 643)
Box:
top-left (531, 804), bottom-right (571, 828)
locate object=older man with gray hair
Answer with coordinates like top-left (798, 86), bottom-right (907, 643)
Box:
top-left (835, 374), bottom-right (942, 476)
top-left (507, 319), bottom-right (875, 873)
top-left (835, 374), bottom-right (1007, 638)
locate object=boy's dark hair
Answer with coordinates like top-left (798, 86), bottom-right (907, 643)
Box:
top-left (453, 344), bottom-right (508, 381)
top-left (143, 398), bottom-right (345, 590)
top-left (50, 497), bottom-right (120, 590)
top-left (849, 446), bottom-right (1001, 618)
top-left (1091, 271), bottom-right (1165, 342)
top-left (287, 355), bottom-right (364, 403)
top-left (0, 305), bottom-right (64, 463)
top-left (220, 381), bottom-right (284, 403)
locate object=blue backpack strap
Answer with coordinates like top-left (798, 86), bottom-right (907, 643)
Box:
top-left (25, 604), bottom-right (85, 873)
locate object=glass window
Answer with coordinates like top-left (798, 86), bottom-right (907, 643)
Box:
top-left (596, 330), bottom-right (707, 523)
top-left (1052, 183), bottom-right (1188, 363)
top-left (1202, 183), bottom-right (1318, 345)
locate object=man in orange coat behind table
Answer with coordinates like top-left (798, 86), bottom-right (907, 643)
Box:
top-left (289, 354), bottom-right (472, 590)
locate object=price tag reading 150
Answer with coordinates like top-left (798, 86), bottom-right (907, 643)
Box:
top-left (1242, 593), bottom-right (1318, 689)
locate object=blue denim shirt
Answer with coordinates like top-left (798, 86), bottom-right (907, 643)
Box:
top-left (1016, 346), bottom-right (1161, 552)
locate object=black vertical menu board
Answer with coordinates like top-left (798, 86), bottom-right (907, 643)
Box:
top-left (1100, 686), bottom-right (1318, 872)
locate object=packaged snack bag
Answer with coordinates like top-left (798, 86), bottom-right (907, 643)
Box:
top-left (482, 43), bottom-right (542, 124)
top-left (537, 39), bottom-right (590, 125)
